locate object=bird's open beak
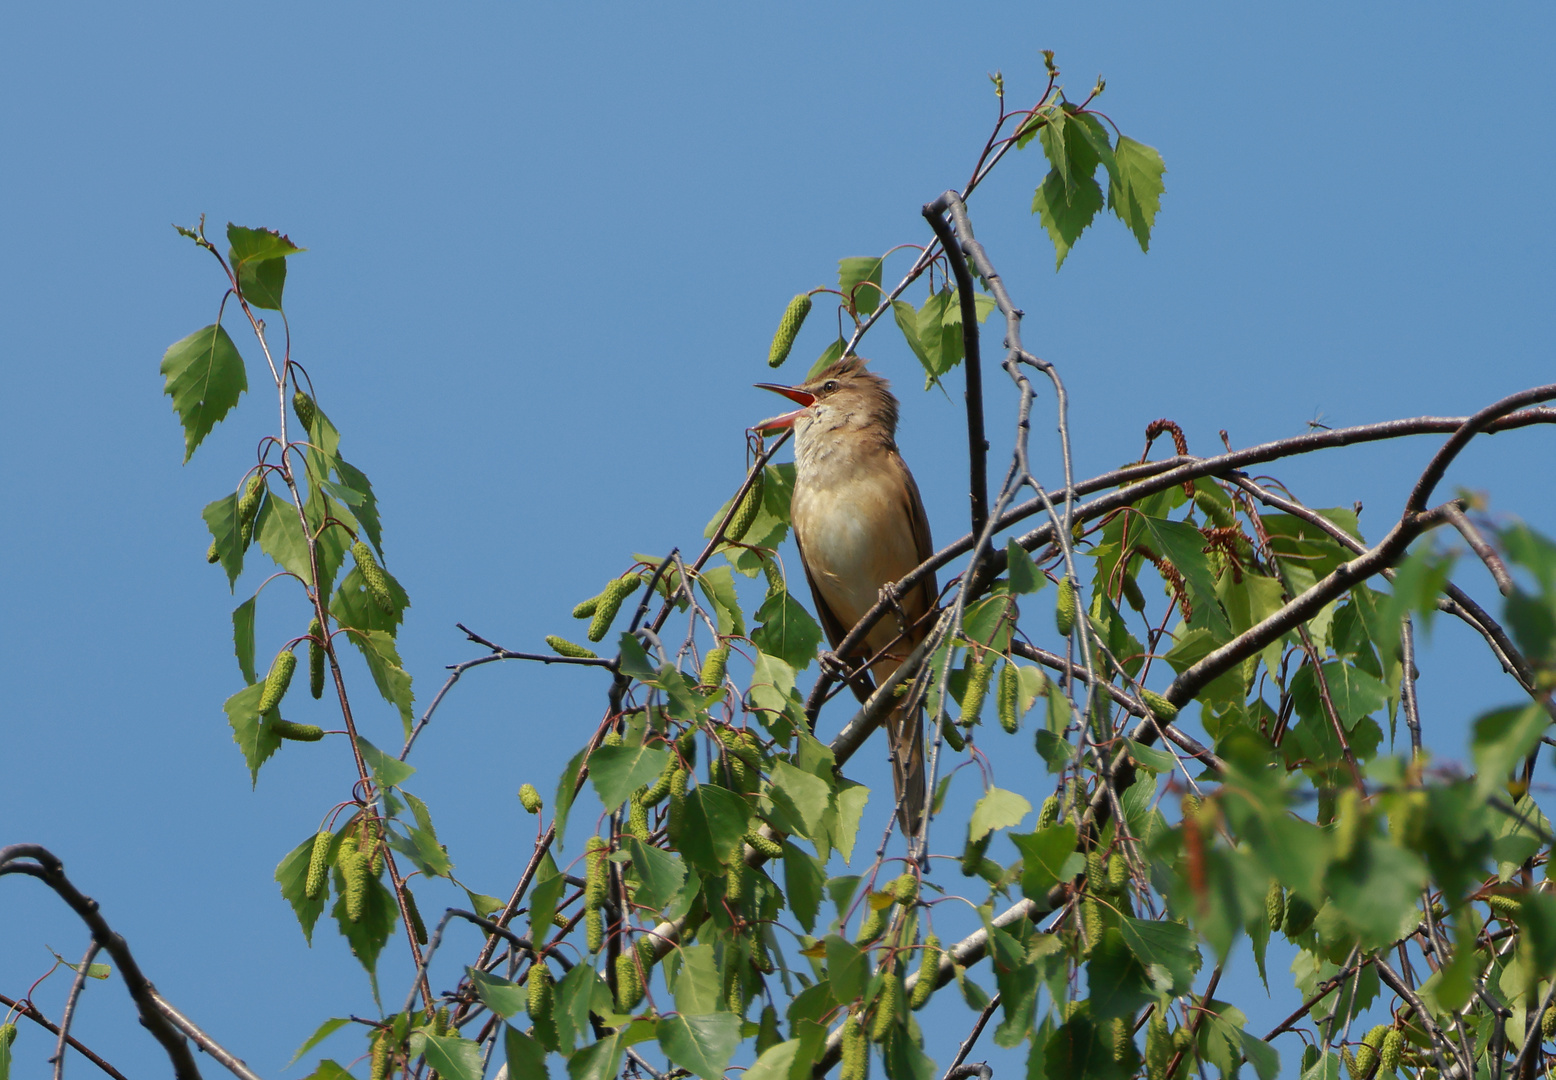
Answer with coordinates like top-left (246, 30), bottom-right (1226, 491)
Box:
top-left (752, 383), bottom-right (816, 432)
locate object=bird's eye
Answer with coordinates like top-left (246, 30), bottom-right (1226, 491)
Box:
top-left (822, 380), bottom-right (839, 394)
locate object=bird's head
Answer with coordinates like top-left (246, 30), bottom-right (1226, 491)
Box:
top-left (753, 356), bottom-right (899, 444)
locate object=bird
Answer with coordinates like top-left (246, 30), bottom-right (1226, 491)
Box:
top-left (754, 355), bottom-right (938, 842)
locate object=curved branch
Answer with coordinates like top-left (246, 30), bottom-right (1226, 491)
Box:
top-left (51, 941), bottom-right (100, 1080)
top-left (0, 992), bottom-right (127, 1080)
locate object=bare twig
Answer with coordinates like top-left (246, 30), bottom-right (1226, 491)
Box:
top-left (0, 992), bottom-right (129, 1080)
top-left (50, 941), bottom-right (101, 1080)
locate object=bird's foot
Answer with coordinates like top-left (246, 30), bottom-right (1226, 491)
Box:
top-left (879, 585), bottom-right (911, 633)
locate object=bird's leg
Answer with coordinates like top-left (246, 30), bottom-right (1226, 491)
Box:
top-left (879, 584), bottom-right (912, 638)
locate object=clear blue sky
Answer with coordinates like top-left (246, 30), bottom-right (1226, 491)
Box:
top-left (3, 3), bottom-right (1553, 1077)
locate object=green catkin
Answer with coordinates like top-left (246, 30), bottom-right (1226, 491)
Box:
top-left (207, 540), bottom-right (220, 563)
top-left (0, 1024), bottom-right (18, 1050)
top-left (628, 792), bottom-right (651, 840)
top-left (1380, 1028), bottom-right (1404, 1072)
top-left (1181, 793), bottom-right (1202, 820)
top-left (757, 1004), bottom-right (782, 1054)
top-left (365, 820), bottom-right (383, 876)
top-left (614, 953), bottom-right (644, 1012)
top-left (745, 830), bottom-right (784, 859)
top-left (1363, 1026), bottom-right (1388, 1053)
top-left (1038, 794), bottom-right (1060, 829)
top-left (404, 888), bottom-right (428, 945)
top-left (369, 1031), bottom-right (390, 1080)
top-left (840, 1012), bottom-right (868, 1080)
top-left (271, 719), bottom-right (325, 741)
top-left (960, 831), bottom-right (991, 877)
top-left (1544, 1005), bottom-right (1556, 1041)
top-left (342, 849), bottom-right (369, 922)
top-left (1082, 898), bottom-right (1104, 947)
top-left (352, 541), bottom-right (394, 613)
top-left (1107, 853), bottom-right (1129, 894)
top-left (961, 659), bottom-right (993, 723)
top-left (552, 912), bottom-right (571, 929)
top-left (1282, 893), bottom-right (1318, 936)
top-left (586, 906), bottom-right (604, 953)
top-left (292, 389), bottom-right (316, 432)
top-left (699, 645), bottom-right (730, 689)
top-left (871, 973), bottom-right (901, 1042)
top-left (585, 837), bottom-right (608, 907)
top-left (603, 729), bottom-right (624, 748)
top-left (528, 962), bottom-right (554, 1021)
top-left (587, 574), bottom-right (642, 642)
top-left (237, 474), bottom-right (265, 531)
top-left (305, 831), bottom-right (331, 900)
top-left (258, 648), bottom-right (298, 714)
top-left (761, 557), bottom-right (785, 599)
top-left (892, 873), bottom-right (918, 906)
top-left (1333, 788), bottom-right (1362, 861)
top-left (545, 635), bottom-right (598, 659)
top-left (911, 934), bottom-right (941, 1009)
top-left (725, 862), bottom-right (746, 904)
top-left (308, 617), bottom-right (325, 699)
top-left (1146, 1013), bottom-right (1171, 1080)
top-left (1265, 881), bottom-right (1286, 933)
top-left (726, 472), bottom-right (765, 542)
top-left (1348, 1045), bottom-right (1376, 1080)
top-left (675, 727), bottom-right (699, 767)
top-left (518, 784), bottom-right (543, 813)
top-left (668, 767), bottom-right (689, 834)
top-left (1121, 574), bottom-right (1146, 612)
top-left (1055, 577), bottom-right (1077, 636)
top-left (769, 294), bottom-right (813, 368)
top-left (1140, 689), bottom-right (1178, 720)
top-left (1488, 894), bottom-right (1523, 919)
top-left (1172, 1027), bottom-right (1194, 1055)
top-left (939, 715), bottom-right (966, 751)
top-left (571, 596), bottom-right (598, 619)
top-left (997, 662), bottom-right (1020, 733)
top-left (1086, 850), bottom-right (1105, 891)
top-left (1111, 1017), bottom-right (1132, 1063)
top-left (641, 763), bottom-right (675, 806)
top-left (856, 904), bottom-right (887, 944)
top-left (432, 1006), bottom-right (450, 1037)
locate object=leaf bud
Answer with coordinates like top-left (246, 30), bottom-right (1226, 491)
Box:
top-left (272, 719), bottom-right (325, 741)
top-left (911, 934), bottom-right (941, 1009)
top-left (292, 389), bottom-right (316, 433)
top-left (518, 784), bottom-right (543, 813)
top-left (305, 830), bottom-right (332, 900)
top-left (587, 574), bottom-right (642, 642)
top-left (997, 662), bottom-right (1020, 733)
top-left (699, 644), bottom-right (730, 689)
top-left (545, 635), bottom-right (598, 659)
top-left (0, 1023), bottom-right (16, 1049)
top-left (769, 294), bottom-right (813, 368)
top-left (870, 972), bottom-right (901, 1042)
top-left (1055, 577), bottom-right (1077, 636)
top-left (257, 648), bottom-right (298, 714)
top-left (351, 541), bottom-right (394, 614)
top-left (308, 617), bottom-right (326, 699)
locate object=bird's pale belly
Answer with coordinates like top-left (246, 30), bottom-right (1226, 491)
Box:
top-left (794, 474), bottom-right (921, 653)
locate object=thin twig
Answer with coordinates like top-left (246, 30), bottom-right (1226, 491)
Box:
top-left (0, 992), bottom-right (129, 1080)
top-left (51, 940), bottom-right (101, 1080)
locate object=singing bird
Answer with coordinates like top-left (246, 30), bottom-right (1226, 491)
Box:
top-left (755, 356), bottom-right (937, 839)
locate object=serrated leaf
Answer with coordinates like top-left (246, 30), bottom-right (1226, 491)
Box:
top-left (288, 1017), bottom-right (351, 1066)
top-left (255, 493), bottom-right (313, 585)
top-left (161, 323), bottom-right (247, 462)
top-left (419, 1034), bottom-right (483, 1080)
top-left (227, 224), bottom-right (303, 311)
top-left (332, 563), bottom-right (410, 637)
top-left (331, 870), bottom-right (396, 980)
top-left (672, 943), bottom-right (723, 1015)
top-left (838, 256), bottom-right (883, 316)
top-left (232, 596), bottom-right (257, 684)
top-left (892, 299), bottom-right (931, 369)
top-left (1117, 916), bottom-right (1200, 996)
top-left (505, 1025), bottom-right (550, 1080)
top-left (203, 490), bottom-right (251, 589)
top-left (342, 628), bottom-right (415, 735)
top-left (355, 736), bottom-right (416, 790)
top-left (1011, 823), bottom-right (1077, 901)
top-left (782, 841), bottom-right (825, 933)
top-left (1473, 703), bottom-right (1548, 797)
top-left (224, 680), bottom-right (281, 785)
top-left (970, 786), bottom-right (1031, 840)
top-left (622, 836), bottom-right (686, 912)
top-left (553, 748), bottom-right (587, 848)
top-left (333, 458), bottom-right (383, 555)
top-left (829, 779), bottom-right (868, 863)
top-left (1107, 136), bottom-right (1166, 252)
top-left (768, 759), bottom-right (831, 841)
top-left (752, 590), bottom-right (823, 671)
top-left (658, 1013), bottom-right (743, 1080)
top-left (567, 1033), bottom-right (623, 1080)
top-left (1006, 538), bottom-right (1043, 594)
top-left (529, 861), bottom-right (567, 945)
top-left (590, 743), bottom-right (671, 809)
top-left (697, 565), bottom-right (745, 637)
top-left (1032, 168), bottom-right (1103, 270)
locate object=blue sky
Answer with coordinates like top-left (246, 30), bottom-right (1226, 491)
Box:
top-left (2, 3), bottom-right (1553, 1077)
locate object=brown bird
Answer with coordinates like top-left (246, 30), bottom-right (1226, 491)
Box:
top-left (755, 356), bottom-right (937, 841)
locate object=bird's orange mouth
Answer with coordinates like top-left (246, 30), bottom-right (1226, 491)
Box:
top-left (753, 383), bottom-right (815, 431)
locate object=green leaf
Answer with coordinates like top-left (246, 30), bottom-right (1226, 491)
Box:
top-left (782, 841), bottom-right (825, 933)
top-left (970, 786), bottom-right (1031, 840)
top-left (1241, 1029), bottom-right (1280, 1080)
top-left (825, 934), bottom-right (868, 1002)
top-left (276, 832), bottom-right (330, 945)
top-left (505, 1025), bottom-right (551, 1080)
top-left (224, 680), bottom-right (281, 785)
top-left (566, 1033), bottom-right (623, 1080)
top-left (1290, 662), bottom-right (1389, 731)
top-left (332, 565), bottom-right (410, 637)
top-left (1087, 928), bottom-right (1153, 1021)
top-left (590, 743), bottom-right (671, 810)
top-left (203, 490), bottom-right (252, 589)
top-left (1122, 738), bottom-right (1176, 774)
top-left (697, 566), bottom-right (746, 637)
top-left (892, 300), bottom-right (931, 369)
top-left (1045, 1013), bottom-right (1135, 1080)
top-left (355, 736), bottom-right (416, 790)
top-left (829, 779), bottom-right (869, 863)
top-left (332, 459), bottom-right (383, 555)
top-left (232, 597), bottom-right (257, 684)
top-left (1117, 916), bottom-right (1201, 996)
top-left (397, 790), bottom-right (454, 878)
top-left (1031, 168), bottom-right (1103, 270)
top-left (529, 862), bottom-right (567, 945)
top-left (1107, 136), bottom-right (1166, 252)
top-left (227, 224), bottom-right (304, 311)
top-left (768, 759), bottom-right (832, 840)
top-left (554, 963), bottom-right (604, 1053)
top-left (1006, 539), bottom-right (1043, 594)
top-left (342, 628), bottom-right (416, 736)
top-left (1011, 823), bottom-right (1077, 901)
top-left (658, 1013), bottom-right (743, 1080)
top-left (411, 1034), bottom-right (481, 1080)
top-left (255, 493), bottom-right (313, 585)
top-left (288, 1017), bottom-right (351, 1066)
top-left (672, 943), bottom-right (723, 1015)
top-left (466, 969), bottom-right (527, 1019)
top-left (837, 256), bottom-right (883, 316)
top-left (1472, 703), bottom-right (1548, 797)
top-left (744, 1039), bottom-right (804, 1080)
top-left (621, 836), bottom-right (686, 912)
top-left (752, 590), bottom-right (823, 671)
top-left (160, 323), bottom-right (247, 462)
top-left (553, 748), bottom-right (587, 848)
top-left (805, 337), bottom-right (846, 382)
top-left (300, 1062), bottom-right (351, 1080)
top-left (330, 871), bottom-right (396, 980)
top-left (1136, 516), bottom-right (1228, 635)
